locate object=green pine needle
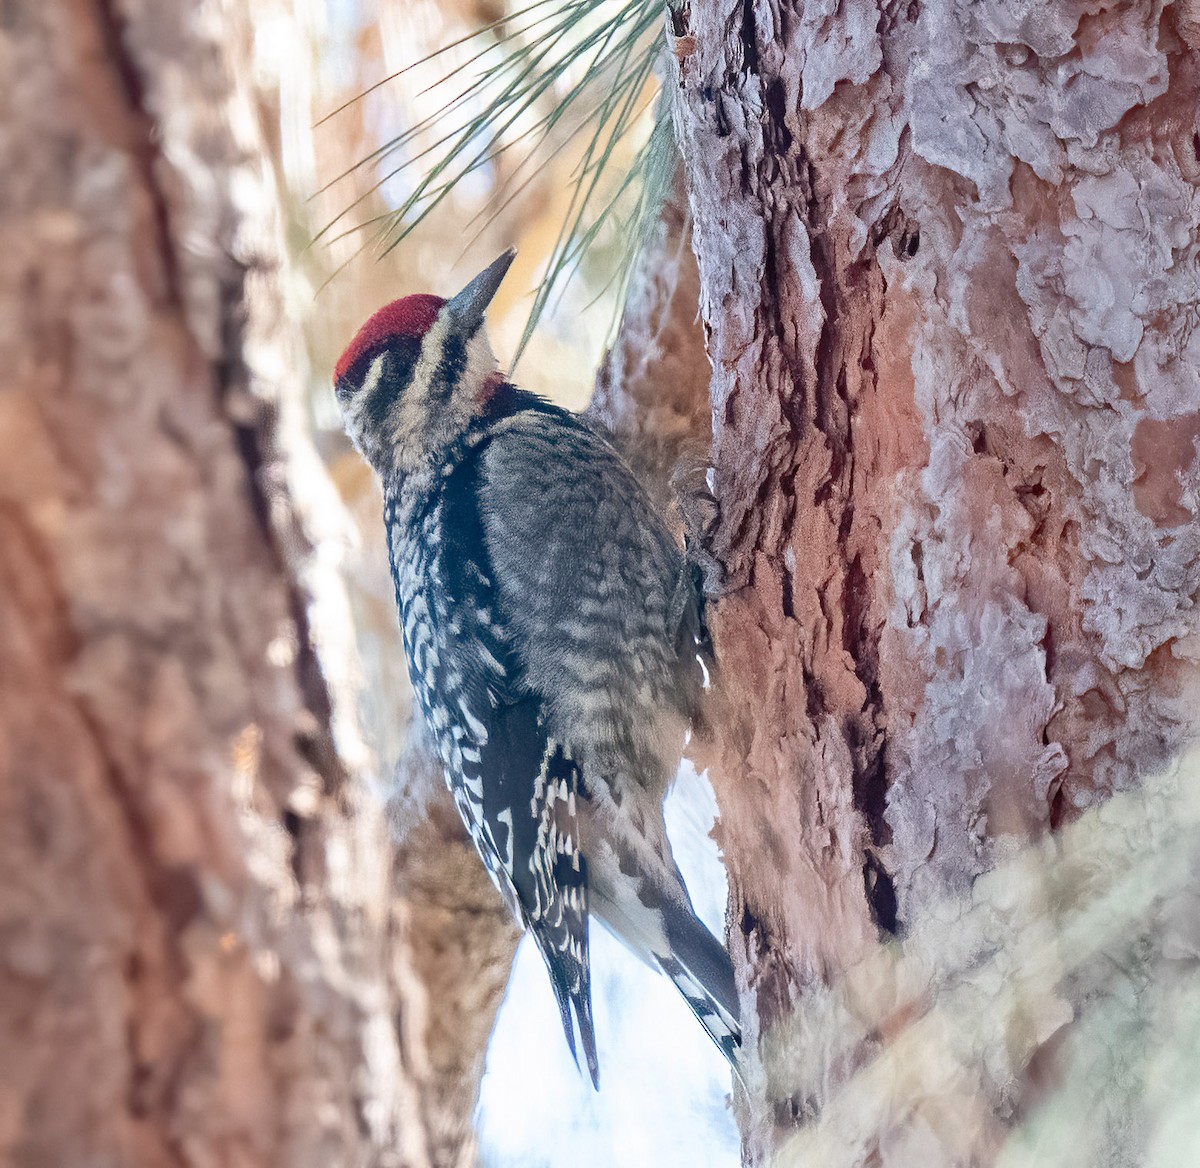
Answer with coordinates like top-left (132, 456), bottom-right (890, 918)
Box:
top-left (318, 0), bottom-right (676, 360)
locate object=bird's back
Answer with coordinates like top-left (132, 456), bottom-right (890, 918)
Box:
top-left (475, 397), bottom-right (702, 801)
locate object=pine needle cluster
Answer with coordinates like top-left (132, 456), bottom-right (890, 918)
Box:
top-left (315, 0), bottom-right (676, 357)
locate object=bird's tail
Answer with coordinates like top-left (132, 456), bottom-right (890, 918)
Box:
top-left (527, 758), bottom-right (599, 1088)
top-left (654, 899), bottom-right (743, 1072)
top-left (534, 926), bottom-right (599, 1088)
top-left (591, 854), bottom-right (743, 1075)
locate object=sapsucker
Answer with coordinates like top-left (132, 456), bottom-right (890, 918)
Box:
top-left (333, 250), bottom-right (740, 1085)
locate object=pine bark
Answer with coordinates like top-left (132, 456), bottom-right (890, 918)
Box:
top-left (0, 1), bottom-right (512, 1164)
top-left (660, 0), bottom-right (1200, 1161)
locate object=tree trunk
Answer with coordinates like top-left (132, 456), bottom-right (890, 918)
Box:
top-left (660, 1), bottom-right (1200, 1161)
top-left (0, 1), bottom-right (511, 1164)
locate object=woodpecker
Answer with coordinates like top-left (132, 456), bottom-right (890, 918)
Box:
top-left (334, 250), bottom-right (740, 1085)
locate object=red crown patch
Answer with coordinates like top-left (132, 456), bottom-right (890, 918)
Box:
top-left (335, 294), bottom-right (445, 383)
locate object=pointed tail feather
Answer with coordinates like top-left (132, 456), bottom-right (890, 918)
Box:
top-left (587, 835), bottom-right (743, 1079)
top-left (657, 902), bottom-right (743, 1074)
top-left (534, 929), bottom-right (599, 1087)
top-left (656, 951), bottom-right (742, 1068)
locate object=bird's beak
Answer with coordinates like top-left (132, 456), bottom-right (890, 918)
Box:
top-left (445, 248), bottom-right (516, 334)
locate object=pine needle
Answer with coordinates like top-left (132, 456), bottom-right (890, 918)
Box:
top-left (317, 0), bottom-right (676, 359)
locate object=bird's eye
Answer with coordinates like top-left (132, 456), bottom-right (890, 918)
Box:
top-left (335, 348), bottom-right (389, 403)
top-left (333, 353), bottom-right (374, 402)
top-left (333, 336), bottom-right (424, 417)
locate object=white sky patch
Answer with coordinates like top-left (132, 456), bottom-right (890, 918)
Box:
top-left (477, 763), bottom-right (739, 1168)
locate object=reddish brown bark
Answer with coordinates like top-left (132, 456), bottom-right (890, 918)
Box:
top-left (660, 0), bottom-right (1200, 1161)
top-left (8, 0), bottom-right (1199, 1161)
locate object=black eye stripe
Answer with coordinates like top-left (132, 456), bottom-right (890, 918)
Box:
top-left (364, 363), bottom-right (401, 430)
top-left (338, 337), bottom-right (422, 426)
top-left (366, 345), bottom-right (419, 429)
top-left (431, 334), bottom-right (467, 402)
top-left (338, 338), bottom-right (421, 395)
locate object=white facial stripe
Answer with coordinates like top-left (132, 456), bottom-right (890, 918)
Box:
top-left (343, 352), bottom-right (388, 452)
top-left (391, 308), bottom-right (501, 453)
top-left (461, 324), bottom-right (499, 399)
top-left (394, 311), bottom-right (453, 447)
top-left (362, 351), bottom-right (386, 396)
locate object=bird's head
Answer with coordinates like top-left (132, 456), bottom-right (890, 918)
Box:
top-left (333, 248), bottom-right (516, 479)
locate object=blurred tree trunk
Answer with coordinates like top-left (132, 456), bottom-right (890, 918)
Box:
top-left (650, 1), bottom-right (1200, 1163)
top-left (0, 1), bottom-right (512, 1165)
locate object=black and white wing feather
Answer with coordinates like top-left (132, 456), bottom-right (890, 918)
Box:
top-left (483, 701), bottom-right (595, 1083)
top-left (385, 449), bottom-right (598, 1084)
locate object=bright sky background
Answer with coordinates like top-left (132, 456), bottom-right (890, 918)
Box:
top-left (476, 764), bottom-right (740, 1168)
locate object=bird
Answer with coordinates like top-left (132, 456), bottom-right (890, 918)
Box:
top-left (333, 249), bottom-right (740, 1085)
